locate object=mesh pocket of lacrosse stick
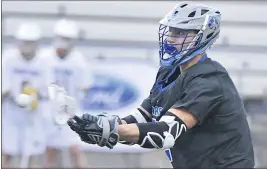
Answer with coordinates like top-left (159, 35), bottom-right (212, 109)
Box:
top-left (54, 95), bottom-right (77, 125)
top-left (48, 84), bottom-right (77, 125)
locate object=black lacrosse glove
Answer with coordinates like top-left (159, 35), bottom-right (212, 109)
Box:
top-left (67, 113), bottom-right (121, 149)
top-left (68, 115), bottom-right (98, 145)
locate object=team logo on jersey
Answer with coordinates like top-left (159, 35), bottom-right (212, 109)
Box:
top-left (152, 106), bottom-right (163, 118)
top-left (82, 74), bottom-right (139, 111)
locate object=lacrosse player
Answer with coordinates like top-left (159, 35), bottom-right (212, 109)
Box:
top-left (67, 2), bottom-right (255, 168)
top-left (2, 23), bottom-right (50, 168)
top-left (42, 19), bottom-right (93, 168)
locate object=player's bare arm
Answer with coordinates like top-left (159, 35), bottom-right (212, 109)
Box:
top-left (107, 106), bottom-right (151, 145)
top-left (168, 108), bottom-right (198, 128)
top-left (67, 106), bottom-right (196, 150)
top-left (118, 108), bottom-right (197, 144)
top-left (117, 124), bottom-right (139, 143)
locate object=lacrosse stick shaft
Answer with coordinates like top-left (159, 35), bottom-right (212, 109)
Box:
top-left (20, 115), bottom-right (38, 168)
top-left (20, 125), bottom-right (30, 168)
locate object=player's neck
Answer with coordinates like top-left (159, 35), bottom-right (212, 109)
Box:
top-left (179, 53), bottom-right (205, 73)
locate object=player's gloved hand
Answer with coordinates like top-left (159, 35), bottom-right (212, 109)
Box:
top-left (67, 113), bottom-right (120, 149)
top-left (22, 87), bottom-right (39, 110)
top-left (67, 115), bottom-right (98, 145)
top-left (14, 87), bottom-right (39, 111)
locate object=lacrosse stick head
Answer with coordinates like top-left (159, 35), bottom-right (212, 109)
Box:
top-left (48, 84), bottom-right (77, 125)
top-left (48, 83), bottom-right (59, 101)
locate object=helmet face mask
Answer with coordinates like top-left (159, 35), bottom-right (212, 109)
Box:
top-left (54, 36), bottom-right (75, 49)
top-left (54, 36), bottom-right (77, 58)
top-left (53, 19), bottom-right (79, 58)
top-left (15, 23), bottom-right (41, 60)
top-left (158, 2), bottom-right (221, 67)
top-left (18, 40), bottom-right (38, 59)
top-left (159, 25), bottom-right (202, 65)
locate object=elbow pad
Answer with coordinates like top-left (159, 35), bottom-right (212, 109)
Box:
top-left (136, 112), bottom-right (187, 149)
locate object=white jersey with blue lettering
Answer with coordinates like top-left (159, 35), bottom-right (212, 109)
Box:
top-left (40, 47), bottom-right (94, 148)
top-left (2, 48), bottom-right (51, 124)
top-left (40, 47), bottom-right (93, 101)
top-left (2, 47), bottom-right (50, 155)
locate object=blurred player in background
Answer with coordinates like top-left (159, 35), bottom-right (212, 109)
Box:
top-left (2, 23), bottom-right (50, 168)
top-left (67, 2), bottom-right (255, 168)
top-left (42, 19), bottom-right (94, 168)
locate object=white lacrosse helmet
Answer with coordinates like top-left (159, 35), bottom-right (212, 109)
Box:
top-left (15, 23), bottom-right (41, 41)
top-left (53, 19), bottom-right (79, 39)
top-left (15, 23), bottom-right (41, 57)
top-left (158, 2), bottom-right (221, 66)
top-left (53, 19), bottom-right (79, 50)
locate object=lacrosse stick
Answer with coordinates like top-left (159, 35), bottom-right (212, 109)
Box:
top-left (19, 118), bottom-right (35, 168)
top-left (19, 106), bottom-right (40, 168)
top-left (48, 84), bottom-right (77, 125)
top-left (19, 133), bottom-right (30, 168)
